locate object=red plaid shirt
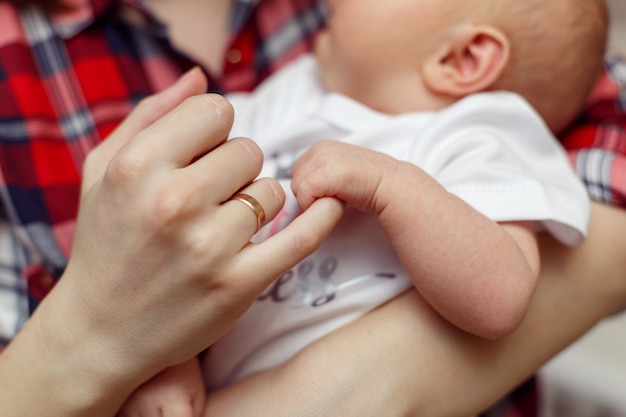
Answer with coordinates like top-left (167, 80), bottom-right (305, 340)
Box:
top-left (1, 1), bottom-right (625, 415)
top-left (0, 0), bottom-right (325, 342)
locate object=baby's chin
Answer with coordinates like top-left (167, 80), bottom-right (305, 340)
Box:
top-left (312, 29), bottom-right (329, 59)
top-left (311, 30), bottom-right (350, 95)
top-left (312, 31), bottom-right (332, 81)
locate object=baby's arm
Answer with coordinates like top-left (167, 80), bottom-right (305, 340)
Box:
top-left (118, 357), bottom-right (206, 417)
top-left (291, 141), bottom-right (539, 339)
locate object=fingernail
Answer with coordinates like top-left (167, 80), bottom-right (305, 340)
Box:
top-left (178, 66), bottom-right (201, 83)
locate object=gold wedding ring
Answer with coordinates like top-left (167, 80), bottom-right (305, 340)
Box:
top-left (230, 193), bottom-right (266, 233)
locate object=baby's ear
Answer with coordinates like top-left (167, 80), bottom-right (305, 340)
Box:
top-left (422, 25), bottom-right (509, 97)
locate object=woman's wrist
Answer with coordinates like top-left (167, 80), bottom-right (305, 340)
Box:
top-left (0, 280), bottom-right (144, 417)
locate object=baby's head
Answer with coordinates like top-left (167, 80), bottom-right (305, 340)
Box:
top-left (485, 0), bottom-right (608, 133)
top-left (417, 0), bottom-right (608, 133)
top-left (315, 0), bottom-right (607, 133)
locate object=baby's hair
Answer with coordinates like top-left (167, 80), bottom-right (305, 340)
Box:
top-left (491, 0), bottom-right (608, 133)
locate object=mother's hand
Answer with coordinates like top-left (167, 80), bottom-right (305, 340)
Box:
top-left (0, 69), bottom-right (343, 417)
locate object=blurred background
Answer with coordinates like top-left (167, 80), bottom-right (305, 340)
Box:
top-left (538, 1), bottom-right (626, 412)
top-left (607, 0), bottom-right (626, 53)
top-left (538, 1), bottom-right (626, 416)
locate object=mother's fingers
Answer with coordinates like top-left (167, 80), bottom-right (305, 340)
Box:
top-left (82, 68), bottom-right (208, 194)
top-left (231, 197), bottom-right (345, 288)
top-left (147, 137), bottom-right (267, 229)
top-left (185, 137), bottom-right (264, 203)
top-left (100, 93), bottom-right (238, 202)
top-left (110, 67), bottom-right (209, 152)
top-left (211, 178), bottom-right (286, 253)
top-left (131, 93), bottom-right (235, 170)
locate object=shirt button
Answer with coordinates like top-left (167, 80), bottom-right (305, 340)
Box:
top-left (226, 48), bottom-right (242, 64)
top-left (41, 274), bottom-right (54, 288)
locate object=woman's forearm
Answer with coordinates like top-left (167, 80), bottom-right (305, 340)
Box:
top-left (0, 285), bottom-right (139, 417)
top-left (205, 202), bottom-right (626, 417)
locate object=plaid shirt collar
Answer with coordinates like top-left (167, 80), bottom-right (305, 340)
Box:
top-left (49, 0), bottom-right (164, 39)
top-left (48, 0), bottom-right (116, 38)
top-left (51, 0), bottom-right (262, 39)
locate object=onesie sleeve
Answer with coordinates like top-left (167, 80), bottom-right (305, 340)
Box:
top-left (428, 92), bottom-right (590, 246)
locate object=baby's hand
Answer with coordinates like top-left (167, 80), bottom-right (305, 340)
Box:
top-left (118, 358), bottom-right (205, 417)
top-left (291, 140), bottom-right (400, 213)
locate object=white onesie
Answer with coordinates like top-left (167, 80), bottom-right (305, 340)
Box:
top-left (205, 54), bottom-right (590, 388)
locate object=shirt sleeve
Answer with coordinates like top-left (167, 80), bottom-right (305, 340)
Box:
top-left (0, 204), bottom-right (28, 350)
top-left (560, 52), bottom-right (626, 209)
